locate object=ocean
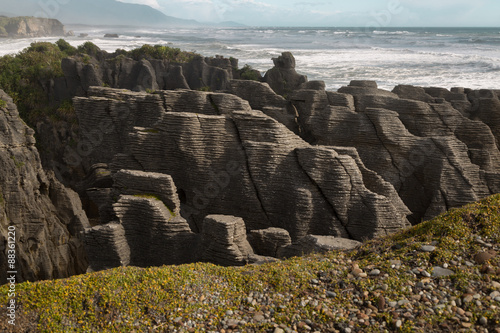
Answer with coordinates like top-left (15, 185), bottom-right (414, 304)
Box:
top-left (1, 26), bottom-right (499, 90)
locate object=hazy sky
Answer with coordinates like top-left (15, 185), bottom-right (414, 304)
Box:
top-left (117, 0), bottom-right (500, 26)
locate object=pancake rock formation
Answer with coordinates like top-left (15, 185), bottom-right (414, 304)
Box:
top-left (74, 86), bottom-right (411, 270)
top-left (4, 48), bottom-right (500, 278)
top-left (289, 80), bottom-right (500, 224)
top-left (0, 90), bottom-right (88, 283)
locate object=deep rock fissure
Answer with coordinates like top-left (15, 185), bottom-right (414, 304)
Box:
top-left (363, 111), bottom-right (405, 189)
top-left (231, 118), bottom-right (271, 224)
top-left (294, 149), bottom-right (354, 239)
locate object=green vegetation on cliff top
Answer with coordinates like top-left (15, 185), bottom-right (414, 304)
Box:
top-left (1, 194), bottom-right (499, 332)
top-left (0, 40), bottom-right (77, 125)
top-left (0, 40), bottom-right (198, 126)
top-left (0, 17), bottom-right (33, 37)
top-left (115, 44), bottom-right (197, 63)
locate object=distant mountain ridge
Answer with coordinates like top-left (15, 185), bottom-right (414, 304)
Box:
top-left (0, 0), bottom-right (198, 27)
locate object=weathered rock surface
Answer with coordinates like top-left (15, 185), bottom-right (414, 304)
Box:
top-left (0, 90), bottom-right (88, 283)
top-left (112, 195), bottom-right (199, 267)
top-left (291, 81), bottom-right (500, 224)
top-left (279, 234), bottom-right (362, 258)
top-left (9, 50), bottom-right (499, 276)
top-left (84, 223), bottom-right (130, 271)
top-left (227, 80), bottom-right (299, 133)
top-left (83, 170), bottom-right (261, 270)
top-left (0, 16), bottom-right (69, 38)
top-left (201, 215), bottom-right (254, 266)
top-left (74, 87), bottom-right (411, 245)
top-left (58, 53), bottom-right (236, 99)
top-left (263, 52), bottom-right (307, 96)
top-left (248, 228), bottom-right (292, 257)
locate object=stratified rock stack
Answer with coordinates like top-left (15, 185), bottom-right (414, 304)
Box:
top-left (13, 49), bottom-right (497, 275)
top-left (83, 169), bottom-right (201, 270)
top-left (0, 90), bottom-right (88, 283)
top-left (201, 215), bottom-right (254, 266)
top-left (290, 80), bottom-right (500, 223)
top-left (60, 53), bottom-right (236, 98)
top-left (263, 52), bottom-right (307, 96)
top-left (112, 195), bottom-right (199, 267)
top-left (75, 86), bottom-right (411, 248)
top-left (248, 228), bottom-right (292, 257)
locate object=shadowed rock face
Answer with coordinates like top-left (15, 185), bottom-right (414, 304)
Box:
top-left (291, 81), bottom-right (500, 224)
top-left (58, 54), bottom-right (236, 100)
top-left (0, 90), bottom-right (88, 283)
top-left (263, 52), bottom-right (308, 96)
top-left (7, 48), bottom-right (499, 277)
top-left (75, 87), bottom-right (411, 247)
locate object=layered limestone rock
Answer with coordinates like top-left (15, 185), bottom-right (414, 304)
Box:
top-left (0, 90), bottom-right (88, 283)
top-left (58, 53), bottom-right (236, 99)
top-left (72, 86), bottom-right (253, 171)
top-left (68, 56), bottom-right (500, 270)
top-left (83, 169), bottom-right (202, 270)
top-left (468, 89), bottom-right (500, 147)
top-left (227, 80), bottom-right (299, 133)
top-left (83, 169), bottom-right (262, 270)
top-left (84, 223), bottom-right (130, 271)
top-left (291, 81), bottom-right (500, 223)
top-left (112, 195), bottom-right (200, 267)
top-left (263, 52), bottom-right (308, 96)
top-left (74, 87), bottom-right (411, 244)
top-left (248, 228), bottom-right (292, 257)
top-left (201, 215), bottom-right (254, 266)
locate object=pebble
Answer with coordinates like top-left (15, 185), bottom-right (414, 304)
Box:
top-left (465, 261), bottom-right (474, 267)
top-left (389, 259), bottom-right (402, 266)
top-left (353, 268), bottom-right (367, 278)
top-left (432, 266), bottom-right (455, 277)
top-left (326, 291), bottom-right (337, 298)
top-left (463, 295), bottom-right (474, 303)
top-left (378, 296), bottom-right (386, 310)
top-left (421, 245), bottom-right (436, 252)
top-left (475, 251), bottom-right (495, 264)
top-left (369, 269), bottom-right (381, 276)
top-left (395, 319), bottom-right (402, 328)
top-left (253, 313), bottom-right (265, 322)
top-left (227, 319), bottom-right (239, 328)
top-left (479, 316), bottom-right (488, 326)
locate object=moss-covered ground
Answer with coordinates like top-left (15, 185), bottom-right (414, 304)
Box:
top-left (1, 195), bottom-right (499, 332)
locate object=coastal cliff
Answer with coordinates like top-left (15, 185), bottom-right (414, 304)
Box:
top-left (0, 90), bottom-right (88, 283)
top-left (0, 42), bottom-right (499, 280)
top-left (0, 16), bottom-right (70, 38)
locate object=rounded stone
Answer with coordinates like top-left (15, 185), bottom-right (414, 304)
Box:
top-left (421, 245), bottom-right (436, 252)
top-left (474, 251), bottom-right (495, 264)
